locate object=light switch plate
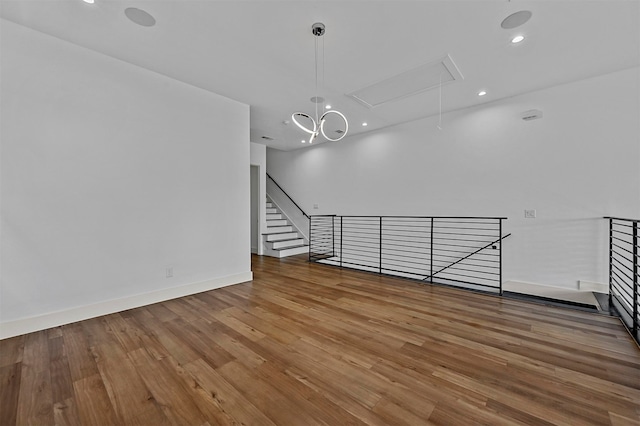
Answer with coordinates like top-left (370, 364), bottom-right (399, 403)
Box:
top-left (524, 209), bottom-right (536, 219)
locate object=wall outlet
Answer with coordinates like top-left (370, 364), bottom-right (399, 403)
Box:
top-left (524, 209), bottom-right (536, 219)
top-left (313, 204), bottom-right (319, 209)
top-left (166, 266), bottom-right (173, 278)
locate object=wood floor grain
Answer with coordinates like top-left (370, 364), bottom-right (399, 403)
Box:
top-left (1, 254), bottom-right (639, 425)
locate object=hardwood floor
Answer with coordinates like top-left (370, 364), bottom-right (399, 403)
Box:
top-left (2, 254), bottom-right (639, 425)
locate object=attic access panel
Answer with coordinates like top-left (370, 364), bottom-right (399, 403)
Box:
top-left (347, 54), bottom-right (463, 108)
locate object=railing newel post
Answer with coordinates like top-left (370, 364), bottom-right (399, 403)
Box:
top-left (340, 216), bottom-right (343, 268)
top-left (430, 218), bottom-right (434, 283)
top-left (499, 219), bottom-right (503, 296)
top-left (308, 215), bottom-right (312, 262)
top-left (633, 221), bottom-right (638, 338)
top-left (379, 216), bottom-right (383, 275)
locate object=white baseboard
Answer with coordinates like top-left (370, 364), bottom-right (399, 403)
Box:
top-left (0, 271), bottom-right (253, 340)
top-left (578, 280), bottom-right (609, 293)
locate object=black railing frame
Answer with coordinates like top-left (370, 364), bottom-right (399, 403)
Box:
top-left (310, 214), bottom-right (508, 295)
top-left (605, 216), bottom-right (639, 344)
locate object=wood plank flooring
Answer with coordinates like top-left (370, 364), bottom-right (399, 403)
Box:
top-left (1, 254), bottom-right (639, 425)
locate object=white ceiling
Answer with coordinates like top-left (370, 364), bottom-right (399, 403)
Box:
top-left (2, 0), bottom-right (639, 151)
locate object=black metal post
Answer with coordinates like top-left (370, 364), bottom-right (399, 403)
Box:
top-left (379, 216), bottom-right (383, 275)
top-left (308, 216), bottom-right (312, 262)
top-left (499, 219), bottom-right (503, 295)
top-left (340, 217), bottom-right (343, 268)
top-left (332, 216), bottom-right (335, 258)
top-left (430, 218), bottom-right (434, 283)
top-left (633, 221), bottom-right (638, 338)
top-left (609, 218), bottom-right (613, 309)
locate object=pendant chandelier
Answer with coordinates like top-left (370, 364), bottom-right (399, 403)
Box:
top-left (292, 23), bottom-right (348, 144)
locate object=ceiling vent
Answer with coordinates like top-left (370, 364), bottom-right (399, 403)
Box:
top-left (347, 54), bottom-right (463, 108)
top-left (521, 109), bottom-right (543, 121)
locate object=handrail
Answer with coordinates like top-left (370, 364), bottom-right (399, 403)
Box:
top-left (424, 233), bottom-right (512, 281)
top-left (604, 216), bottom-right (640, 223)
top-left (312, 215), bottom-right (508, 220)
top-left (266, 173), bottom-right (309, 219)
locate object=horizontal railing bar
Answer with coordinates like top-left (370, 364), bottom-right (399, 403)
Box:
top-left (339, 251), bottom-right (380, 260)
top-left (432, 253), bottom-right (500, 262)
top-left (432, 231), bottom-right (501, 238)
top-left (611, 249), bottom-right (638, 265)
top-left (612, 256), bottom-right (636, 275)
top-left (432, 224), bottom-right (500, 230)
top-left (381, 237), bottom-right (431, 244)
top-left (380, 257), bottom-right (431, 268)
top-left (432, 241), bottom-right (500, 250)
top-left (611, 229), bottom-right (636, 238)
top-left (432, 261), bottom-right (500, 271)
top-left (611, 285), bottom-right (633, 303)
top-left (425, 274), bottom-right (499, 288)
top-left (605, 216), bottom-right (640, 223)
top-left (611, 293), bottom-right (633, 316)
top-left (611, 271), bottom-right (633, 296)
top-left (380, 264), bottom-right (430, 274)
top-left (612, 235), bottom-right (635, 246)
top-left (432, 257), bottom-right (500, 267)
top-left (434, 270), bottom-right (499, 283)
top-left (432, 237), bottom-right (498, 244)
top-left (380, 249), bottom-right (430, 258)
top-left (612, 223), bottom-right (634, 230)
top-left (381, 232), bottom-right (431, 238)
top-left (340, 252), bottom-right (382, 261)
top-left (442, 265), bottom-right (501, 276)
top-left (612, 242), bottom-right (636, 258)
top-left (380, 223), bottom-right (432, 228)
top-left (323, 215), bottom-right (507, 220)
top-left (432, 248), bottom-right (500, 257)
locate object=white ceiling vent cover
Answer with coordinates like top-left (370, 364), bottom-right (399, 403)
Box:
top-left (347, 54), bottom-right (463, 108)
top-left (521, 109), bottom-right (543, 121)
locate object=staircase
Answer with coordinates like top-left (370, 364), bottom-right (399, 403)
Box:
top-left (263, 198), bottom-right (308, 258)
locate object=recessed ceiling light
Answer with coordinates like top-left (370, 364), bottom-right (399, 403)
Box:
top-left (362, 122), bottom-right (368, 126)
top-left (478, 91), bottom-right (487, 97)
top-left (511, 35), bottom-right (525, 44)
top-left (301, 140), bottom-right (306, 143)
top-left (125, 7), bottom-right (156, 27)
top-left (325, 105), bottom-right (332, 110)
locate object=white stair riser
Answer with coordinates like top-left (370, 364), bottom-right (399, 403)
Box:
top-left (271, 239), bottom-right (305, 249)
top-left (266, 232), bottom-right (299, 242)
top-left (267, 219), bottom-right (288, 227)
top-left (263, 226), bottom-right (293, 234)
top-left (275, 245), bottom-right (308, 257)
top-left (263, 198), bottom-right (307, 258)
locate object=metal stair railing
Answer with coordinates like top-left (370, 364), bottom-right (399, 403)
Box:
top-left (310, 215), bottom-right (508, 294)
top-left (605, 216), bottom-right (639, 344)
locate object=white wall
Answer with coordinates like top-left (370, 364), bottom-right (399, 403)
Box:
top-left (250, 142), bottom-right (266, 255)
top-left (1, 20), bottom-right (251, 338)
top-left (267, 67), bottom-right (640, 289)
